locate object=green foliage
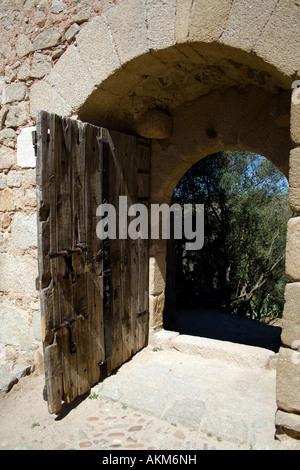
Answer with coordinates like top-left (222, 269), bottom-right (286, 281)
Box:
top-left (173, 151), bottom-right (291, 320)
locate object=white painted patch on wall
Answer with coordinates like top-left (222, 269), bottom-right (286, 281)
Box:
top-left (17, 126), bottom-right (36, 168)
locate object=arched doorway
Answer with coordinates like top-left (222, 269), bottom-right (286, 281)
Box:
top-left (148, 85), bottom-right (291, 331)
top-left (164, 150), bottom-right (290, 353)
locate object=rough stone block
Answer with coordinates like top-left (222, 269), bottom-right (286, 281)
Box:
top-left (47, 45), bottom-right (96, 110)
top-left (134, 109), bottom-right (173, 139)
top-left (51, 0), bottom-right (66, 14)
top-left (149, 253), bottom-right (166, 296)
top-left (149, 292), bottom-right (165, 328)
top-left (65, 23), bottom-right (80, 43)
top-left (0, 297), bottom-right (32, 349)
top-left (188, 0), bottom-right (232, 43)
top-left (0, 146), bottom-right (15, 170)
top-left (15, 34), bottom-right (33, 58)
top-left (7, 170), bottom-right (22, 188)
top-left (32, 27), bottom-right (61, 51)
top-left (2, 83), bottom-right (27, 105)
top-left (253, 0), bottom-right (300, 77)
top-left (286, 217), bottom-right (300, 281)
top-left (0, 107), bottom-right (8, 131)
top-left (0, 253), bottom-right (38, 296)
top-left (31, 52), bottom-right (52, 79)
top-left (0, 362), bottom-right (35, 395)
top-left (17, 127), bottom-right (36, 168)
top-left (11, 213), bottom-right (37, 250)
top-left (29, 80), bottom-right (73, 120)
top-left (0, 128), bottom-right (17, 146)
top-left (175, 0), bottom-right (193, 43)
top-left (291, 87), bottom-right (300, 146)
top-left (0, 173), bottom-right (6, 189)
top-left (24, 188), bottom-right (36, 207)
top-left (76, 16), bottom-right (120, 85)
top-left (25, 169), bottom-right (36, 186)
top-left (220, 0), bottom-right (278, 52)
top-left (146, 0), bottom-right (176, 50)
top-left (5, 65), bottom-right (17, 83)
top-left (17, 59), bottom-right (31, 81)
top-left (106, 0), bottom-right (149, 65)
top-left (281, 283), bottom-right (300, 349)
top-left (276, 347), bottom-right (300, 414)
top-left (32, 309), bottom-right (42, 342)
top-left (73, 6), bottom-right (92, 24)
top-left (289, 148), bottom-right (300, 213)
top-left (4, 102), bottom-right (27, 128)
top-left (0, 188), bottom-right (16, 211)
top-left (276, 409), bottom-right (300, 439)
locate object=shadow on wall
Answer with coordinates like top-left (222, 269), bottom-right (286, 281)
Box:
top-left (173, 308), bottom-right (282, 353)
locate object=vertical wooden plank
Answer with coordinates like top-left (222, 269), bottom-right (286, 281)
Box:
top-left (107, 131), bottom-right (150, 367)
top-left (48, 114), bottom-right (65, 412)
top-left (37, 111), bottom-right (52, 339)
top-left (71, 120), bottom-right (90, 396)
top-left (121, 134), bottom-right (135, 365)
top-left (54, 115), bottom-right (78, 404)
top-left (101, 140), bottom-right (112, 365)
top-left (136, 139), bottom-right (150, 352)
top-left (37, 111), bottom-right (64, 414)
top-left (84, 124), bottom-right (105, 384)
top-left (108, 134), bottom-right (124, 371)
top-left (128, 137), bottom-right (140, 360)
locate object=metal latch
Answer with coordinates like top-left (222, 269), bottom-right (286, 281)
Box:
top-left (47, 243), bottom-right (88, 285)
top-left (47, 243), bottom-right (87, 260)
top-left (51, 312), bottom-right (88, 356)
top-left (136, 309), bottom-right (149, 319)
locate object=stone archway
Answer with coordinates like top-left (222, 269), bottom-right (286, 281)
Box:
top-left (29, 0), bottom-right (300, 127)
top-left (28, 0), bottom-right (300, 439)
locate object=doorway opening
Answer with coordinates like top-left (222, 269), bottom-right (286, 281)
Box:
top-left (164, 151), bottom-right (291, 353)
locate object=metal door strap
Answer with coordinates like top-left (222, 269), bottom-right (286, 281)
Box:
top-left (51, 312), bottom-right (88, 334)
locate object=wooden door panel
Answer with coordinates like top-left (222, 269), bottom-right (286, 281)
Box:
top-left (37, 112), bottom-right (150, 414)
top-left (108, 132), bottom-right (150, 371)
top-left (37, 112), bottom-right (105, 413)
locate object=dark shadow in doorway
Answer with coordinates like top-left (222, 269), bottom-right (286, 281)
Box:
top-left (173, 308), bottom-right (282, 353)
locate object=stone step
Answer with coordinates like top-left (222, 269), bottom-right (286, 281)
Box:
top-left (150, 329), bottom-right (278, 370)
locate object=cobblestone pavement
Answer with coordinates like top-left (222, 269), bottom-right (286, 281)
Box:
top-left (0, 371), bottom-right (235, 451)
top-left (0, 332), bottom-right (300, 451)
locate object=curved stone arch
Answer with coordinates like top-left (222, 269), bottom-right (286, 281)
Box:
top-left (29, 0), bottom-right (300, 125)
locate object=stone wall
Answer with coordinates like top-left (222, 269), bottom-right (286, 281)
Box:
top-left (0, 0), bottom-right (105, 365)
top-left (275, 82), bottom-right (300, 439)
top-left (1, 0), bottom-right (300, 439)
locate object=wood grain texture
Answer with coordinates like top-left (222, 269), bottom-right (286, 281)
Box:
top-left (37, 111), bottom-right (150, 414)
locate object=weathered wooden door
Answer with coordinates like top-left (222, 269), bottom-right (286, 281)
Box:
top-left (36, 111), bottom-right (150, 414)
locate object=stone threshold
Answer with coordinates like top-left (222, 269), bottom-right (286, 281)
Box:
top-left (150, 328), bottom-right (278, 371)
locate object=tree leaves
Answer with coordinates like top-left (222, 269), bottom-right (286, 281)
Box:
top-left (173, 151), bottom-right (291, 320)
